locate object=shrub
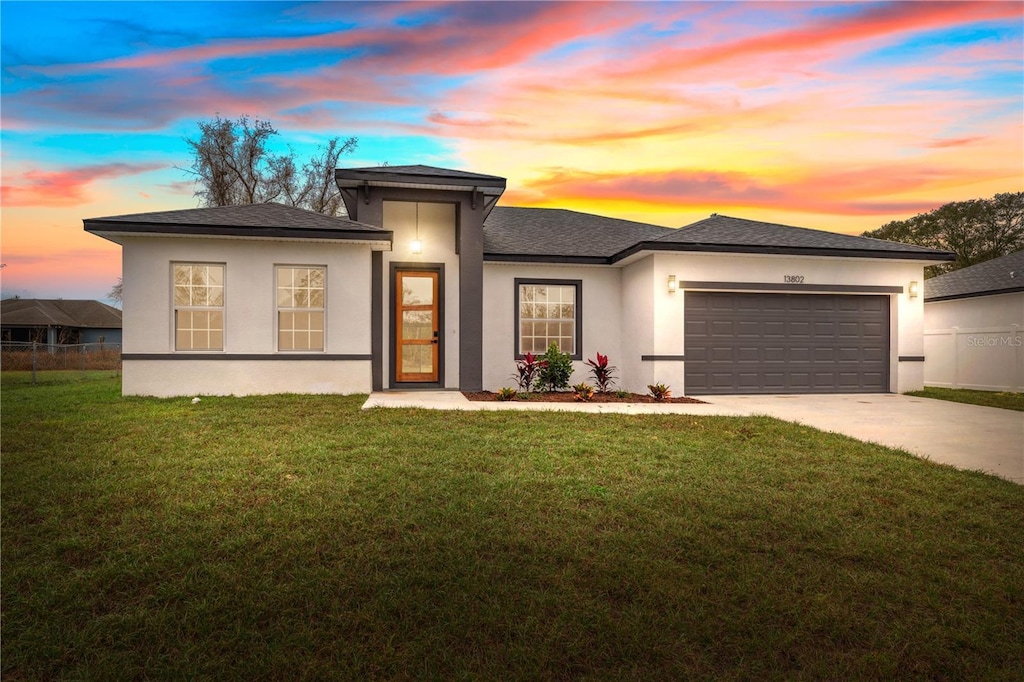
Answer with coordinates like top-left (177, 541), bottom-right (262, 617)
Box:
top-left (538, 342), bottom-right (574, 392)
top-left (647, 383), bottom-right (672, 402)
top-left (584, 352), bottom-right (617, 392)
top-left (496, 387), bottom-right (518, 401)
top-left (512, 352), bottom-right (547, 392)
top-left (573, 382), bottom-right (595, 402)
top-left (614, 390), bottom-right (630, 399)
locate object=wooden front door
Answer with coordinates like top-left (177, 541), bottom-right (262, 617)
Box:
top-left (395, 269), bottom-right (440, 383)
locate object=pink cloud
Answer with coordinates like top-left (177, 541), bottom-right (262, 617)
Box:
top-left (927, 137), bottom-right (986, 149)
top-left (1, 162), bottom-right (163, 207)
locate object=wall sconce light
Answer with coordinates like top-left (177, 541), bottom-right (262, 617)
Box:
top-left (908, 281), bottom-right (919, 299)
top-left (667, 275), bottom-right (677, 294)
top-left (410, 203), bottom-right (422, 254)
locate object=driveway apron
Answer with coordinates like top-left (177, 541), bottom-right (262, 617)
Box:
top-left (707, 394), bottom-right (1024, 484)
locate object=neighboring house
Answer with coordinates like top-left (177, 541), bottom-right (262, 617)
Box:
top-left (84, 164), bottom-right (954, 397)
top-left (1, 298), bottom-right (122, 346)
top-left (923, 250), bottom-right (1024, 392)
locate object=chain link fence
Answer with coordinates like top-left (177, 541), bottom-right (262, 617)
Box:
top-left (1, 341), bottom-right (122, 383)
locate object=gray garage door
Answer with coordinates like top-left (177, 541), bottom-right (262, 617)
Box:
top-left (684, 292), bottom-right (889, 395)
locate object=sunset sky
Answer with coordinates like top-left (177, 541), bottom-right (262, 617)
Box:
top-left (2, 1), bottom-right (1022, 302)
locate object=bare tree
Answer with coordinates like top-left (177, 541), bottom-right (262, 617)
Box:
top-left (108, 277), bottom-right (123, 305)
top-left (184, 116), bottom-right (357, 215)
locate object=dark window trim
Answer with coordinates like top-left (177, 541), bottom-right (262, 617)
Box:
top-left (514, 278), bottom-right (583, 361)
top-left (898, 356), bottom-right (926, 362)
top-left (390, 261), bottom-right (445, 389)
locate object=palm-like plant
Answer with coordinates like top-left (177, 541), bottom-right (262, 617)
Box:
top-left (584, 352), bottom-right (617, 393)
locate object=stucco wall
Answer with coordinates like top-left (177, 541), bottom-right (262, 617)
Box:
top-left (483, 253), bottom-right (929, 394)
top-left (120, 236), bottom-right (374, 396)
top-left (482, 263), bottom-right (622, 391)
top-left (637, 252), bottom-right (927, 394)
top-left (923, 292), bottom-right (1024, 391)
top-left (122, 359), bottom-right (371, 397)
top-left (381, 201), bottom-right (460, 389)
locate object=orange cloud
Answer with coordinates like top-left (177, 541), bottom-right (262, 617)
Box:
top-left (1, 163), bottom-right (163, 207)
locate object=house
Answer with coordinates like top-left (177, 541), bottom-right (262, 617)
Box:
top-left (1, 298), bottom-right (122, 346)
top-left (84, 164), bottom-right (954, 397)
top-left (923, 250), bottom-right (1024, 391)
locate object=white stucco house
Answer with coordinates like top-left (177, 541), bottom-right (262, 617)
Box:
top-left (923, 250), bottom-right (1024, 391)
top-left (84, 165), bottom-right (955, 397)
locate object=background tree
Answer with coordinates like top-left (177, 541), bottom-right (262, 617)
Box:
top-left (185, 115), bottom-right (357, 215)
top-left (862, 192), bottom-right (1024, 277)
top-left (107, 277), bottom-right (123, 306)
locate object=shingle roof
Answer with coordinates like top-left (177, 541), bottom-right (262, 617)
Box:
top-left (84, 203), bottom-right (389, 242)
top-left (339, 164), bottom-right (506, 182)
top-left (483, 206), bottom-right (673, 262)
top-left (334, 165), bottom-right (507, 195)
top-left (924, 250), bottom-right (1024, 302)
top-left (481, 209), bottom-right (955, 263)
top-left (1, 299), bottom-right (122, 328)
top-left (652, 214), bottom-right (953, 257)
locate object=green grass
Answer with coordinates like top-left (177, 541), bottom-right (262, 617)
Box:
top-left (3, 375), bottom-right (1023, 680)
top-left (906, 386), bottom-right (1024, 412)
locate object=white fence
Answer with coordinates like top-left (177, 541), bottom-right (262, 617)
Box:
top-left (923, 325), bottom-right (1023, 392)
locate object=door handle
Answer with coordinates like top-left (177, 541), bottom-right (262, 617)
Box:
top-left (431, 331), bottom-right (439, 345)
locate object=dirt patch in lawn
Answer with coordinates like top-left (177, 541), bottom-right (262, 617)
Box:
top-left (463, 391), bottom-right (706, 404)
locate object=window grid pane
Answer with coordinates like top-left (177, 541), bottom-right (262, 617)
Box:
top-left (173, 265), bottom-right (224, 351)
top-left (278, 267), bottom-right (325, 351)
top-left (519, 284), bottom-right (576, 356)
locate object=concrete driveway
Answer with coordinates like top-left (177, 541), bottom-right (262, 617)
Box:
top-left (707, 394), bottom-right (1024, 484)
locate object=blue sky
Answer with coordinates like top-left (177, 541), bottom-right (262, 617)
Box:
top-left (1, 1), bottom-right (1021, 300)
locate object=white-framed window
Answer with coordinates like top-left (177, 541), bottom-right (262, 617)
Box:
top-left (277, 266), bottom-right (325, 351)
top-left (515, 279), bottom-right (582, 359)
top-left (173, 263), bottom-right (225, 351)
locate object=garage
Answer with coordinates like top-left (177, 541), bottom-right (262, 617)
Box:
top-left (684, 291), bottom-right (890, 394)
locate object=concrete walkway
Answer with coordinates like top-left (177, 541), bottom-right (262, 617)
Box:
top-left (362, 391), bottom-right (1024, 483)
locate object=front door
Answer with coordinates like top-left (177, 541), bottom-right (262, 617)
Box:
top-left (394, 269), bottom-right (440, 383)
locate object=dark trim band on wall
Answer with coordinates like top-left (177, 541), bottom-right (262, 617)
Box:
top-left (123, 354), bottom-right (372, 361)
top-left (898, 356), bottom-right (926, 362)
top-left (641, 355), bottom-right (686, 361)
top-left (678, 281), bottom-right (904, 294)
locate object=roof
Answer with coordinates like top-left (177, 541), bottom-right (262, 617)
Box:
top-left (482, 210), bottom-right (956, 264)
top-left (483, 207), bottom-right (672, 262)
top-left (335, 164), bottom-right (506, 192)
top-left (924, 250), bottom-right (1024, 302)
top-left (1, 299), bottom-right (122, 329)
top-left (84, 203), bottom-right (390, 243)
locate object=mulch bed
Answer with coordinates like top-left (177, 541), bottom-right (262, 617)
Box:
top-left (462, 391), bottom-right (706, 404)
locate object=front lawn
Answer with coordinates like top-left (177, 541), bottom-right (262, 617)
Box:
top-left (3, 375), bottom-right (1022, 679)
top-left (906, 386), bottom-right (1024, 411)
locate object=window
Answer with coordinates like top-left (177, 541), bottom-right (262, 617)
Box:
top-left (174, 264), bottom-right (224, 351)
top-left (277, 266), bottom-right (325, 351)
top-left (515, 279), bottom-right (582, 359)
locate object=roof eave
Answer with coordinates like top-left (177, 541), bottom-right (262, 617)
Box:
top-left (925, 285), bottom-right (1024, 303)
top-left (84, 221), bottom-right (393, 246)
top-left (484, 253), bottom-right (611, 265)
top-left (335, 169), bottom-right (506, 193)
top-left (610, 241), bottom-right (958, 263)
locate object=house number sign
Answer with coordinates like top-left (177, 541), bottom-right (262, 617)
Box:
top-left (784, 275), bottom-right (805, 283)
